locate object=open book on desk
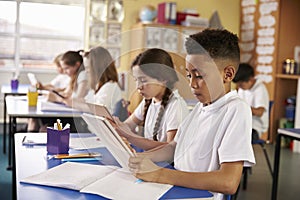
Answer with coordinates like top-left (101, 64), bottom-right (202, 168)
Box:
top-left (21, 162), bottom-right (173, 200)
top-left (40, 101), bottom-right (78, 112)
top-left (21, 133), bottom-right (104, 149)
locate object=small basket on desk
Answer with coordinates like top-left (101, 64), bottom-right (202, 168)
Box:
top-left (46, 127), bottom-right (70, 154)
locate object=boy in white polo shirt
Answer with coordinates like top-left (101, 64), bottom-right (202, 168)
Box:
top-left (125, 29), bottom-right (256, 200)
top-left (233, 63), bottom-right (269, 141)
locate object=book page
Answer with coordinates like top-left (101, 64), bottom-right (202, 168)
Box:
top-left (81, 168), bottom-right (173, 200)
top-left (22, 133), bottom-right (47, 145)
top-left (20, 162), bottom-right (119, 190)
top-left (86, 103), bottom-right (115, 122)
top-left (40, 101), bottom-right (76, 112)
top-left (82, 113), bottom-right (134, 170)
top-left (70, 136), bottom-right (105, 150)
top-left (27, 73), bottom-right (38, 85)
top-left (21, 134), bottom-right (104, 149)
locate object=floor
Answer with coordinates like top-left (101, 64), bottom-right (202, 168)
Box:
top-left (237, 143), bottom-right (300, 200)
top-left (1, 131), bottom-right (300, 200)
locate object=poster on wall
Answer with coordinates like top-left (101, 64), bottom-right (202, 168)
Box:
top-left (239, 0), bottom-right (279, 99)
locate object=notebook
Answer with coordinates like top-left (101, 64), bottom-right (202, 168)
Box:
top-left (86, 103), bottom-right (115, 122)
top-left (21, 162), bottom-right (172, 200)
top-left (81, 113), bottom-right (134, 169)
top-left (27, 73), bottom-right (38, 86)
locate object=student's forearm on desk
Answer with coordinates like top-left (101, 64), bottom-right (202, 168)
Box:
top-left (151, 161), bottom-right (243, 195)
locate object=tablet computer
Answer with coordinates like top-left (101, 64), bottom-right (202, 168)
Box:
top-left (86, 103), bottom-right (114, 123)
top-left (81, 113), bottom-right (135, 169)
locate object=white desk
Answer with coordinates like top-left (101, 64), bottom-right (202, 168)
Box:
top-left (271, 128), bottom-right (300, 200)
top-left (6, 95), bottom-right (82, 171)
top-left (1, 84), bottom-right (31, 153)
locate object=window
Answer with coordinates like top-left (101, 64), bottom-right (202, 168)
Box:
top-left (0, 0), bottom-right (85, 71)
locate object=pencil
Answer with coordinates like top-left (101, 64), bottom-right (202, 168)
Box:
top-left (53, 153), bottom-right (101, 159)
top-left (57, 119), bottom-right (62, 130)
top-left (61, 157), bottom-right (99, 162)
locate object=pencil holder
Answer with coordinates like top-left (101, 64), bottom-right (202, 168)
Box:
top-left (11, 79), bottom-right (19, 90)
top-left (27, 91), bottom-right (38, 107)
top-left (46, 127), bottom-right (70, 154)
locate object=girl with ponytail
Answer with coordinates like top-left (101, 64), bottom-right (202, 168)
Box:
top-left (47, 50), bottom-right (88, 102)
top-left (115, 48), bottom-right (189, 151)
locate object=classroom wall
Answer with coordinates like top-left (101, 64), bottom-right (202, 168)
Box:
top-left (118, 0), bottom-right (240, 102)
top-left (0, 0), bottom-right (240, 122)
top-left (123, 0), bottom-right (240, 33)
top-left (119, 0), bottom-right (240, 71)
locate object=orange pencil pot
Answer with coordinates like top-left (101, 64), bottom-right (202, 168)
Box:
top-left (47, 127), bottom-right (70, 154)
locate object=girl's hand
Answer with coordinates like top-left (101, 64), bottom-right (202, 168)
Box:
top-left (113, 117), bottom-right (136, 138)
top-left (36, 82), bottom-right (43, 90)
top-left (62, 97), bottom-right (73, 107)
top-left (128, 155), bottom-right (162, 182)
top-left (46, 91), bottom-right (61, 103)
top-left (46, 91), bottom-right (67, 103)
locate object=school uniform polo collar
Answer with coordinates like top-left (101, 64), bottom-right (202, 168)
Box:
top-left (201, 90), bottom-right (238, 112)
top-left (250, 78), bottom-right (261, 91)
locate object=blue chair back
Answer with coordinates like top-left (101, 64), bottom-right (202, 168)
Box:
top-left (113, 99), bottom-right (129, 122)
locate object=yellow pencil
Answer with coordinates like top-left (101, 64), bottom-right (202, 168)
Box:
top-left (57, 119), bottom-right (62, 130)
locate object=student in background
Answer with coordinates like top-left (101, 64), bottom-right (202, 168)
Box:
top-left (233, 62), bottom-right (269, 141)
top-left (115, 48), bottom-right (189, 151)
top-left (28, 50), bottom-right (88, 132)
top-left (26, 53), bottom-right (70, 132)
top-left (63, 46), bottom-right (122, 114)
top-left (47, 50), bottom-right (88, 102)
top-left (124, 29), bottom-right (255, 200)
top-left (36, 53), bottom-right (70, 91)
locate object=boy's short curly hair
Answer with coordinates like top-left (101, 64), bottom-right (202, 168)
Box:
top-left (185, 28), bottom-right (240, 65)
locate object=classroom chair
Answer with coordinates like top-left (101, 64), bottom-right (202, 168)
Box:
top-left (113, 98), bottom-right (130, 122)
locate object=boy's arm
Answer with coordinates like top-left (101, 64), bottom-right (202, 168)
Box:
top-left (251, 106), bottom-right (265, 117)
top-left (139, 141), bottom-right (176, 162)
top-left (130, 158), bottom-right (243, 195)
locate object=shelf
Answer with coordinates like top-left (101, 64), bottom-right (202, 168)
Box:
top-left (132, 22), bottom-right (207, 31)
top-left (276, 74), bottom-right (300, 79)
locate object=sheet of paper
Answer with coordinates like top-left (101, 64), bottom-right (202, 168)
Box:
top-left (81, 168), bottom-right (173, 200)
top-left (20, 162), bottom-right (119, 191)
top-left (81, 113), bottom-right (134, 170)
top-left (22, 133), bottom-right (47, 145)
top-left (21, 134), bottom-right (104, 149)
top-left (40, 101), bottom-right (76, 112)
top-left (69, 136), bottom-right (105, 150)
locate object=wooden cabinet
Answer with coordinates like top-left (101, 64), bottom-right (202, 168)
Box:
top-left (127, 23), bottom-right (205, 112)
top-left (84, 0), bottom-right (123, 66)
top-left (272, 0), bottom-right (300, 141)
